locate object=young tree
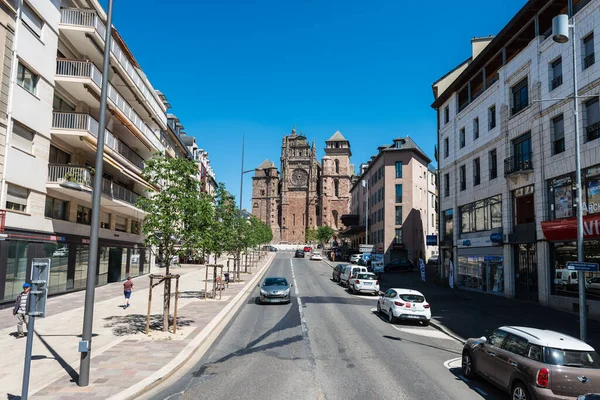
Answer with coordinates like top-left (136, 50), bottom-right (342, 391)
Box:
top-left (305, 228), bottom-right (318, 244)
top-left (317, 226), bottom-right (335, 247)
top-left (137, 153), bottom-right (201, 332)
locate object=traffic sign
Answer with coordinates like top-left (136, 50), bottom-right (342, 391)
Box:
top-left (29, 258), bottom-right (51, 317)
top-left (359, 244), bottom-right (374, 253)
top-left (567, 261), bottom-right (599, 272)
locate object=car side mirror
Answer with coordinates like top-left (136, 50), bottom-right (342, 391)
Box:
top-left (478, 336), bottom-right (487, 345)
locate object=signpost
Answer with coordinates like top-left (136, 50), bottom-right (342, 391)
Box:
top-left (22, 258), bottom-right (51, 400)
top-left (359, 244), bottom-right (374, 253)
top-left (567, 261), bottom-right (599, 272)
top-left (426, 235), bottom-right (437, 246)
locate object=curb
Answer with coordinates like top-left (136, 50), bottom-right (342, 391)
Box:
top-left (111, 253), bottom-right (276, 400)
top-left (429, 318), bottom-right (466, 344)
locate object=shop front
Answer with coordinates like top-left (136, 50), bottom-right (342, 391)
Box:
top-left (456, 234), bottom-right (505, 294)
top-left (0, 229), bottom-right (148, 305)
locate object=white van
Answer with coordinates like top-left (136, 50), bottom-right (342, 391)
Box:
top-left (340, 265), bottom-right (368, 287)
top-left (555, 269), bottom-right (578, 290)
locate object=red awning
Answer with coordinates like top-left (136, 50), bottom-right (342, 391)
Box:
top-left (541, 214), bottom-right (600, 241)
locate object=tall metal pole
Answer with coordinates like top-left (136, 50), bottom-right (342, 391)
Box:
top-left (365, 179), bottom-right (369, 244)
top-left (570, 25), bottom-right (587, 341)
top-left (239, 133), bottom-right (245, 211)
top-left (78, 0), bottom-right (114, 386)
top-left (21, 315), bottom-right (35, 399)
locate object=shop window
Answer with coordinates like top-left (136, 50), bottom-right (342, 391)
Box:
top-left (76, 205), bottom-right (91, 225)
top-left (442, 209), bottom-right (453, 241)
top-left (3, 241), bottom-right (28, 301)
top-left (74, 245), bottom-right (89, 290)
top-left (549, 176), bottom-right (574, 219)
top-left (43, 243), bottom-right (69, 294)
top-left (513, 185), bottom-right (535, 225)
top-left (6, 184), bottom-right (28, 213)
top-left (459, 195), bottom-right (502, 233)
top-left (457, 255), bottom-right (504, 293)
top-left (45, 196), bottom-right (69, 220)
top-left (551, 241), bottom-right (600, 298)
top-left (584, 166), bottom-right (600, 214)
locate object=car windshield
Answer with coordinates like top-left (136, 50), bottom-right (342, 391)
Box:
top-left (356, 273), bottom-right (375, 280)
top-left (544, 348), bottom-right (600, 368)
top-left (263, 278), bottom-right (288, 287)
top-left (399, 294), bottom-right (425, 303)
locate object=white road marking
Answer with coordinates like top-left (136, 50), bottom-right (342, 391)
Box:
top-left (291, 259), bottom-right (299, 295)
top-left (392, 325), bottom-right (453, 340)
top-left (443, 357), bottom-right (461, 369)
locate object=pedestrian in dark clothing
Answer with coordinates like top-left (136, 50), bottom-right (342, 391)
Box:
top-left (123, 277), bottom-right (133, 308)
top-left (12, 283), bottom-right (31, 338)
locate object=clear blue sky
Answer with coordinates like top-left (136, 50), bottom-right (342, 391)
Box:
top-left (102, 0), bottom-right (524, 210)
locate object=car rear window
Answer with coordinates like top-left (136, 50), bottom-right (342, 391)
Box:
top-left (399, 294), bottom-right (424, 303)
top-left (356, 273), bottom-right (375, 280)
top-left (544, 348), bottom-right (600, 368)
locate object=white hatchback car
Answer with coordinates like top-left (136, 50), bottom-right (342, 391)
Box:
top-left (349, 272), bottom-right (379, 295)
top-left (310, 251), bottom-right (323, 261)
top-left (349, 254), bottom-right (362, 264)
top-left (377, 288), bottom-right (431, 326)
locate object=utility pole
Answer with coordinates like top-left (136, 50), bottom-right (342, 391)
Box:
top-left (78, 0), bottom-right (114, 386)
top-left (362, 179), bottom-right (369, 244)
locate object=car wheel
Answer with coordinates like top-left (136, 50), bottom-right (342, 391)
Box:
top-left (388, 308), bottom-right (395, 324)
top-left (422, 319), bottom-right (430, 327)
top-left (377, 302), bottom-right (381, 314)
top-left (352, 285), bottom-right (358, 295)
top-left (512, 381), bottom-right (530, 400)
top-left (461, 351), bottom-right (476, 379)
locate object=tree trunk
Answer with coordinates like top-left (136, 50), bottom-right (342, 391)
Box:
top-left (163, 253), bottom-right (171, 332)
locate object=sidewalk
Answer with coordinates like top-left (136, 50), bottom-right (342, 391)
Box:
top-left (380, 271), bottom-right (600, 347)
top-left (0, 253), bottom-right (274, 400)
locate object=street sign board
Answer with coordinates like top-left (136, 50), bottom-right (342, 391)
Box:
top-left (567, 261), bottom-right (599, 272)
top-left (426, 235), bottom-right (437, 246)
top-left (29, 258), bottom-right (51, 317)
top-left (371, 254), bottom-right (384, 273)
top-left (359, 244), bottom-right (374, 253)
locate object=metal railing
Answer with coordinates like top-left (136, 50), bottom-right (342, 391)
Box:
top-left (584, 53), bottom-right (596, 70)
top-left (55, 59), bottom-right (163, 151)
top-left (100, 178), bottom-right (139, 205)
top-left (511, 101), bottom-right (528, 116)
top-left (553, 138), bottom-right (565, 154)
top-left (551, 75), bottom-right (563, 90)
top-left (48, 165), bottom-right (92, 186)
top-left (504, 153), bottom-right (533, 176)
top-left (60, 8), bottom-right (166, 125)
top-left (587, 122), bottom-right (600, 142)
top-left (52, 112), bottom-right (144, 169)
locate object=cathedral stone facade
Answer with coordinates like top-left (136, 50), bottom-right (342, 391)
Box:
top-left (251, 127), bottom-right (354, 243)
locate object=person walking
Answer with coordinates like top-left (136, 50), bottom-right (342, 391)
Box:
top-left (12, 282), bottom-right (31, 338)
top-left (123, 276), bottom-right (133, 308)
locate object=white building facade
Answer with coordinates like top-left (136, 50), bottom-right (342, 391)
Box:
top-left (433, 0), bottom-right (600, 316)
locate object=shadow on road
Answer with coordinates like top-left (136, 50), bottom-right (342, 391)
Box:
top-left (103, 314), bottom-right (194, 336)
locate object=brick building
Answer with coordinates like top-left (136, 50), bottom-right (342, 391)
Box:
top-left (251, 127), bottom-right (354, 243)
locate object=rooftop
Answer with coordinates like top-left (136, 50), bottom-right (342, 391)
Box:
top-left (327, 131), bottom-right (348, 142)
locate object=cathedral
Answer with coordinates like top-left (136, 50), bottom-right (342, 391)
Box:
top-left (251, 127), bottom-right (354, 243)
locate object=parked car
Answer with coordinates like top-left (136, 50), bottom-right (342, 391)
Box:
top-left (269, 246), bottom-right (278, 252)
top-left (303, 246), bottom-right (312, 253)
top-left (556, 269), bottom-right (578, 290)
top-left (340, 265), bottom-right (368, 287)
top-left (310, 251), bottom-right (323, 261)
top-left (461, 326), bottom-right (600, 400)
top-left (427, 255), bottom-right (439, 266)
top-left (258, 276), bottom-right (292, 304)
top-left (587, 276), bottom-right (600, 295)
top-left (332, 264), bottom-right (346, 282)
top-left (377, 288), bottom-right (431, 325)
top-left (383, 258), bottom-right (414, 272)
top-left (348, 272), bottom-right (379, 295)
top-left (349, 253), bottom-right (362, 264)
top-left (294, 249), bottom-right (305, 258)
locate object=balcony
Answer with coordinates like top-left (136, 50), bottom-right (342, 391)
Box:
top-left (52, 112), bottom-right (144, 170)
top-left (587, 122), bottom-right (600, 142)
top-left (59, 8), bottom-right (166, 126)
top-left (56, 59), bottom-right (163, 152)
top-left (504, 153), bottom-right (533, 176)
top-left (48, 164), bottom-right (141, 209)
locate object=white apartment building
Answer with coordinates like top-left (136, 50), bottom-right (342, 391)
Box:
top-left (0, 0), bottom-right (196, 306)
top-left (432, 0), bottom-right (600, 316)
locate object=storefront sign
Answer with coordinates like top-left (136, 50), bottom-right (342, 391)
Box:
top-left (457, 236), bottom-right (501, 248)
top-left (359, 244), bottom-right (374, 253)
top-left (541, 214), bottom-right (600, 241)
top-left (426, 235), bottom-right (437, 246)
top-left (490, 233), bottom-right (503, 243)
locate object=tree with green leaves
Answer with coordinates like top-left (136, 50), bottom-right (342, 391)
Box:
top-left (305, 228), bottom-right (318, 244)
top-left (137, 153), bottom-right (202, 332)
top-left (317, 225), bottom-right (335, 247)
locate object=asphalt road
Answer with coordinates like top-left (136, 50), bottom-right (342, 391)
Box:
top-left (146, 253), bottom-right (506, 400)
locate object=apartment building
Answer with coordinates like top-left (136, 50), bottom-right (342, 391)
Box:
top-left (432, 0), bottom-right (600, 315)
top-left (176, 116), bottom-right (217, 196)
top-left (0, 0), bottom-right (193, 306)
top-left (341, 137), bottom-right (438, 264)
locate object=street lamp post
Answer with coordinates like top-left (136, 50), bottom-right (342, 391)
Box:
top-left (78, 0), bottom-right (114, 386)
top-left (552, 14), bottom-right (587, 340)
top-left (238, 134), bottom-right (254, 211)
top-left (362, 179), bottom-right (369, 244)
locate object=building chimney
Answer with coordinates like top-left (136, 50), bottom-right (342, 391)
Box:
top-left (471, 36), bottom-right (494, 59)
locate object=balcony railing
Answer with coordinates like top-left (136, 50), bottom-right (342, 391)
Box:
top-left (584, 53), bottom-right (595, 70)
top-left (60, 8), bottom-right (166, 124)
top-left (55, 59), bottom-right (162, 151)
top-left (48, 165), bottom-right (140, 206)
top-left (587, 122), bottom-right (600, 142)
top-left (52, 112), bottom-right (144, 169)
top-left (551, 75), bottom-right (563, 90)
top-left (504, 153), bottom-right (533, 176)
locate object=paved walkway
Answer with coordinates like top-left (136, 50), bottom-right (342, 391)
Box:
top-left (0, 253), bottom-right (274, 400)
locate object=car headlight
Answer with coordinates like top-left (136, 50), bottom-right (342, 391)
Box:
top-left (260, 289), bottom-right (269, 296)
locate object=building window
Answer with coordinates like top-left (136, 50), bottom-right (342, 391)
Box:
top-left (442, 209), bottom-right (453, 241)
top-left (444, 173), bottom-right (450, 197)
top-left (53, 95), bottom-right (75, 112)
top-left (432, 214), bottom-right (435, 228)
top-left (509, 132), bottom-right (533, 174)
top-left (584, 32), bottom-right (595, 70)
top-left (395, 228), bottom-right (403, 244)
top-left (6, 184), bottom-right (28, 212)
top-left (473, 158), bottom-right (480, 186)
top-left (586, 97), bottom-right (600, 142)
top-left (488, 105), bottom-right (496, 130)
top-left (45, 196), bottom-right (68, 220)
top-left (459, 195), bottom-right (502, 233)
top-left (473, 117), bottom-right (479, 140)
top-left (444, 106), bottom-right (449, 124)
top-left (12, 122), bottom-right (34, 154)
top-left (513, 185), bottom-right (535, 225)
top-left (395, 184), bottom-right (402, 203)
top-left (3, 241), bottom-right (29, 301)
top-left (549, 175), bottom-right (574, 219)
top-left (459, 128), bottom-right (466, 148)
top-left (552, 114), bottom-right (565, 155)
top-left (100, 211), bottom-right (111, 229)
top-left (443, 137), bottom-right (449, 158)
top-left (511, 78), bottom-right (528, 115)
top-left (459, 165), bottom-right (466, 191)
top-left (550, 57), bottom-right (563, 90)
top-left (77, 205), bottom-right (91, 225)
top-left (395, 161), bottom-right (402, 178)
top-left (17, 62), bottom-right (38, 95)
top-left (334, 159), bottom-right (339, 174)
top-left (395, 206), bottom-right (402, 225)
top-left (334, 179), bottom-right (339, 197)
top-left (22, 2), bottom-right (44, 38)
top-left (489, 149), bottom-right (498, 179)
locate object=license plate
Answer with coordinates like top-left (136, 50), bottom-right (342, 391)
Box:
top-left (405, 315), bottom-right (420, 319)
top-left (364, 282), bottom-right (372, 285)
